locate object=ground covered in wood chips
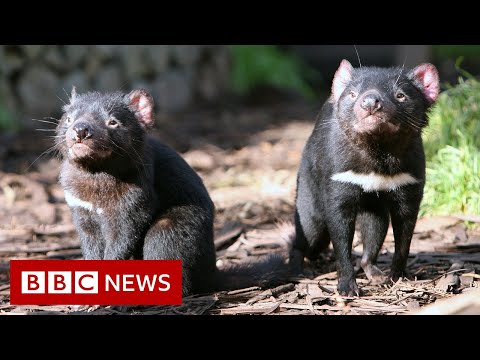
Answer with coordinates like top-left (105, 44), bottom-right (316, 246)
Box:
top-left (1, 95), bottom-right (479, 315)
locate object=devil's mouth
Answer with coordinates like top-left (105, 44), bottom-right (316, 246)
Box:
top-left (69, 143), bottom-right (93, 158)
top-left (364, 114), bottom-right (384, 123)
top-left (68, 141), bottom-right (112, 159)
top-left (354, 115), bottom-right (399, 134)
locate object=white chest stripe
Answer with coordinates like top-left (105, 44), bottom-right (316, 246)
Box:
top-left (64, 191), bottom-right (104, 214)
top-left (331, 171), bottom-right (419, 192)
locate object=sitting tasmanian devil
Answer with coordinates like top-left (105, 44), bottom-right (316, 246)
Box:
top-left (292, 59), bottom-right (439, 296)
top-left (56, 88), bottom-right (288, 297)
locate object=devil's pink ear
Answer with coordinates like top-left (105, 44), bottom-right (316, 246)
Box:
top-left (411, 63), bottom-right (439, 104)
top-left (330, 59), bottom-right (353, 103)
top-left (127, 89), bottom-right (155, 128)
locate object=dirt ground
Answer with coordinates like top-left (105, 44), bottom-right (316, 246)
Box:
top-left (1, 93), bottom-right (479, 315)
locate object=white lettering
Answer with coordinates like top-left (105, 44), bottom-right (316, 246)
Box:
top-left (123, 274), bottom-right (135, 292)
top-left (22, 271), bottom-right (45, 294)
top-left (74, 272), bottom-right (98, 293)
top-left (48, 271), bottom-right (72, 294)
top-left (158, 274), bottom-right (171, 292)
top-left (105, 274), bottom-right (120, 291)
top-left (136, 274), bottom-right (157, 291)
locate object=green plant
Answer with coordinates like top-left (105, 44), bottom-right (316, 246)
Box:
top-left (433, 45), bottom-right (480, 59)
top-left (229, 45), bottom-right (317, 100)
top-left (421, 68), bottom-right (480, 216)
top-left (423, 68), bottom-right (480, 159)
top-left (421, 132), bottom-right (480, 216)
top-left (0, 102), bottom-right (17, 131)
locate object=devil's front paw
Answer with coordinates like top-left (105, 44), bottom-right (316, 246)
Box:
top-left (337, 278), bottom-right (360, 297)
top-left (390, 267), bottom-right (414, 282)
top-left (363, 264), bottom-right (388, 285)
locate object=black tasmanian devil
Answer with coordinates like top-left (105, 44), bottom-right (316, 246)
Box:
top-left (292, 59), bottom-right (439, 296)
top-left (55, 88), bottom-right (288, 297)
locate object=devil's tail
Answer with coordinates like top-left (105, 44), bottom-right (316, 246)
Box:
top-left (212, 221), bottom-right (296, 291)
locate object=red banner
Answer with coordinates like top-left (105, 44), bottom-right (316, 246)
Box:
top-left (9, 260), bottom-right (182, 305)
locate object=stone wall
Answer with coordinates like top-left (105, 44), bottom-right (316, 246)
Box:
top-left (0, 45), bottom-right (230, 127)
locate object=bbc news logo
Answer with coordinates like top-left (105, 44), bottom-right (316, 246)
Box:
top-left (10, 260), bottom-right (182, 305)
top-left (22, 271), bottom-right (99, 294)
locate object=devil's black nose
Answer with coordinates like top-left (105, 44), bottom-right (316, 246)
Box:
top-left (361, 92), bottom-right (383, 114)
top-left (73, 123), bottom-right (92, 141)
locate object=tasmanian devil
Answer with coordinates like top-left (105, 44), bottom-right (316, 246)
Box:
top-left (292, 59), bottom-right (439, 296)
top-left (56, 88), bottom-right (288, 297)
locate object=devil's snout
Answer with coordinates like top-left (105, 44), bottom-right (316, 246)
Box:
top-left (73, 123), bottom-right (92, 142)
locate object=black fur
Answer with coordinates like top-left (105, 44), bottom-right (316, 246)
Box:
top-left (293, 60), bottom-right (439, 296)
top-left (56, 89), bottom-right (289, 297)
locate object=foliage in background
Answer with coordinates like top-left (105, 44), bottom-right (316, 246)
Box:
top-left (421, 66), bottom-right (480, 216)
top-left (229, 45), bottom-right (318, 100)
top-left (433, 45), bottom-right (480, 59)
top-left (0, 101), bottom-right (17, 131)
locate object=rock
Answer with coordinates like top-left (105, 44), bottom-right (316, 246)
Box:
top-left (17, 66), bottom-right (61, 118)
top-left (0, 44), bottom-right (228, 122)
top-left (145, 45), bottom-right (170, 74)
top-left (64, 45), bottom-right (88, 67)
top-left (62, 71), bottom-right (90, 94)
top-left (20, 45), bottom-right (45, 59)
top-left (151, 70), bottom-right (193, 112)
top-left (44, 46), bottom-right (69, 72)
top-left (94, 65), bottom-right (127, 92)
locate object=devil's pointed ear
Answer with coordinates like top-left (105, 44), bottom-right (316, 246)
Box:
top-left (410, 63), bottom-right (440, 104)
top-left (127, 89), bottom-right (155, 128)
top-left (62, 85), bottom-right (77, 112)
top-left (70, 85), bottom-right (77, 103)
top-left (330, 59), bottom-right (354, 103)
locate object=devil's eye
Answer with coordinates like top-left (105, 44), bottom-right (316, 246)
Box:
top-left (349, 91), bottom-right (357, 99)
top-left (396, 92), bottom-right (406, 102)
top-left (107, 119), bottom-right (119, 128)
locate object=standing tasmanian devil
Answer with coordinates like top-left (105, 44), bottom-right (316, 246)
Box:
top-left (56, 88), bottom-right (288, 297)
top-left (292, 59), bottom-right (439, 296)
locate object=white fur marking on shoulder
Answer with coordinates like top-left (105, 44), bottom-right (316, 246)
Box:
top-left (64, 190), bottom-right (103, 213)
top-left (331, 171), bottom-right (418, 192)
